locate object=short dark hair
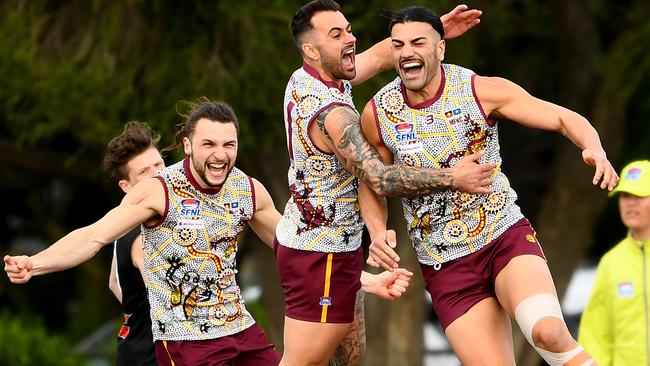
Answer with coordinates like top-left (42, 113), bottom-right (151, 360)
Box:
top-left (290, 0), bottom-right (340, 48)
top-left (389, 6), bottom-right (445, 39)
top-left (104, 121), bottom-right (161, 181)
top-left (166, 98), bottom-right (239, 152)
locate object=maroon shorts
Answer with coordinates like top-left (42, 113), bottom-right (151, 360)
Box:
top-left (421, 218), bottom-right (546, 330)
top-left (155, 324), bottom-right (280, 366)
top-left (274, 238), bottom-right (363, 323)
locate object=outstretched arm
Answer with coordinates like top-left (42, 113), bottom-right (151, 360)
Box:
top-left (4, 178), bottom-right (164, 284)
top-left (474, 76), bottom-right (619, 190)
top-left (248, 178), bottom-right (282, 248)
top-left (352, 5), bottom-right (482, 86)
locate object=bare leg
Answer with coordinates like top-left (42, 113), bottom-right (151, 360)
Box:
top-left (329, 290), bottom-right (366, 366)
top-left (280, 316), bottom-right (352, 366)
top-left (444, 297), bottom-right (516, 365)
top-left (495, 255), bottom-right (597, 365)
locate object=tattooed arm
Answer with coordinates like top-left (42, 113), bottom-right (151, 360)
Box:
top-left (311, 104), bottom-right (496, 197)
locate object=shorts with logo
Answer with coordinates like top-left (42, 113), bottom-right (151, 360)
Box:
top-left (421, 218), bottom-right (546, 330)
top-left (155, 324), bottom-right (279, 366)
top-left (274, 238), bottom-right (363, 323)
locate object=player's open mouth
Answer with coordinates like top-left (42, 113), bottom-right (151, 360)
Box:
top-left (342, 47), bottom-right (355, 71)
top-left (400, 60), bottom-right (423, 79)
top-left (207, 162), bottom-right (227, 178)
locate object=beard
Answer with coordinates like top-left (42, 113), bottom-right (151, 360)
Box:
top-left (191, 153), bottom-right (232, 188)
top-left (320, 48), bottom-right (356, 81)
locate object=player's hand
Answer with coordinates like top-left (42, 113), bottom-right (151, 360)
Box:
top-left (451, 151), bottom-right (497, 194)
top-left (4, 255), bottom-right (34, 284)
top-left (367, 229), bottom-right (400, 271)
top-left (363, 268), bottom-right (414, 301)
top-left (441, 4), bottom-right (482, 40)
top-left (582, 149), bottom-right (619, 191)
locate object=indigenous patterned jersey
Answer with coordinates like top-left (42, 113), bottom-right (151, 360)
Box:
top-left (142, 158), bottom-right (256, 341)
top-left (371, 64), bottom-right (524, 266)
top-left (277, 63), bottom-right (364, 253)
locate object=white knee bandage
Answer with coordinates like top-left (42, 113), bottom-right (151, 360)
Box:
top-left (514, 293), bottom-right (584, 366)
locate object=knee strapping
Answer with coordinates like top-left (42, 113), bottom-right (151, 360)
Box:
top-left (514, 293), bottom-right (584, 366)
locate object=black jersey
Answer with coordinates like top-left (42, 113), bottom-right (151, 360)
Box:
top-left (114, 227), bottom-right (156, 366)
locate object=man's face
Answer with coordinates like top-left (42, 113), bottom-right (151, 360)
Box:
top-left (183, 118), bottom-right (238, 188)
top-left (619, 193), bottom-right (650, 235)
top-left (121, 147), bottom-right (165, 192)
top-left (308, 10), bottom-right (356, 81)
top-left (391, 21), bottom-right (445, 91)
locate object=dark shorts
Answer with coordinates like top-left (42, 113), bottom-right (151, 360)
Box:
top-left (421, 218), bottom-right (546, 330)
top-left (274, 238), bottom-right (363, 323)
top-left (154, 324), bottom-right (280, 366)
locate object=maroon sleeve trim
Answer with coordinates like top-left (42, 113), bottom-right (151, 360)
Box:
top-left (143, 176), bottom-right (168, 229)
top-left (370, 98), bottom-right (385, 145)
top-left (286, 101), bottom-right (295, 161)
top-left (306, 102), bottom-right (352, 155)
top-left (471, 73), bottom-right (497, 127)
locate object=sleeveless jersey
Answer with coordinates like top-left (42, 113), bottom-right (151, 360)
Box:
top-left (114, 227), bottom-right (156, 366)
top-left (371, 63), bottom-right (524, 266)
top-left (276, 63), bottom-right (364, 253)
top-left (142, 158), bottom-right (256, 341)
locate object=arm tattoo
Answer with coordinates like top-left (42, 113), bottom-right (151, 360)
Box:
top-left (329, 290), bottom-right (366, 366)
top-left (334, 108), bottom-right (454, 197)
top-left (315, 107), bottom-right (336, 144)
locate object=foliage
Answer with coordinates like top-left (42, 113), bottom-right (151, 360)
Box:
top-left (0, 311), bottom-right (87, 366)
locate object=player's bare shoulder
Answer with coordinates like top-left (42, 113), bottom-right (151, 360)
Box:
top-left (473, 75), bottom-right (527, 117)
top-left (120, 176), bottom-right (166, 215)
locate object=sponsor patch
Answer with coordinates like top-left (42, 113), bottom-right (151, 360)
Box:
top-left (118, 314), bottom-right (132, 339)
top-left (394, 123), bottom-right (418, 144)
top-left (319, 296), bottom-right (332, 306)
top-left (224, 201), bottom-right (240, 214)
top-left (617, 281), bottom-right (634, 298)
top-left (179, 198), bottom-right (204, 228)
top-left (180, 198), bottom-right (201, 216)
top-left (625, 167), bottom-right (642, 181)
top-left (444, 108), bottom-right (464, 125)
top-left (397, 142), bottom-right (424, 154)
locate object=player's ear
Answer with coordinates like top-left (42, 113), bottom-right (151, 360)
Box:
top-left (437, 39), bottom-right (446, 61)
top-left (183, 136), bottom-right (192, 156)
top-left (118, 179), bottom-right (131, 194)
top-left (302, 42), bottom-right (320, 62)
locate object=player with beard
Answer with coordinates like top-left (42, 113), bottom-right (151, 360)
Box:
top-left (360, 6), bottom-right (619, 366)
top-left (278, 1), bottom-right (493, 365)
top-left (4, 100), bottom-right (413, 365)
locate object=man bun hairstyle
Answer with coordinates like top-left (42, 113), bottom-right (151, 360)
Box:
top-left (165, 97), bottom-right (239, 153)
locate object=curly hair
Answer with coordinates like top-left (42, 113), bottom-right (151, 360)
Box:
top-left (104, 121), bottom-right (161, 180)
